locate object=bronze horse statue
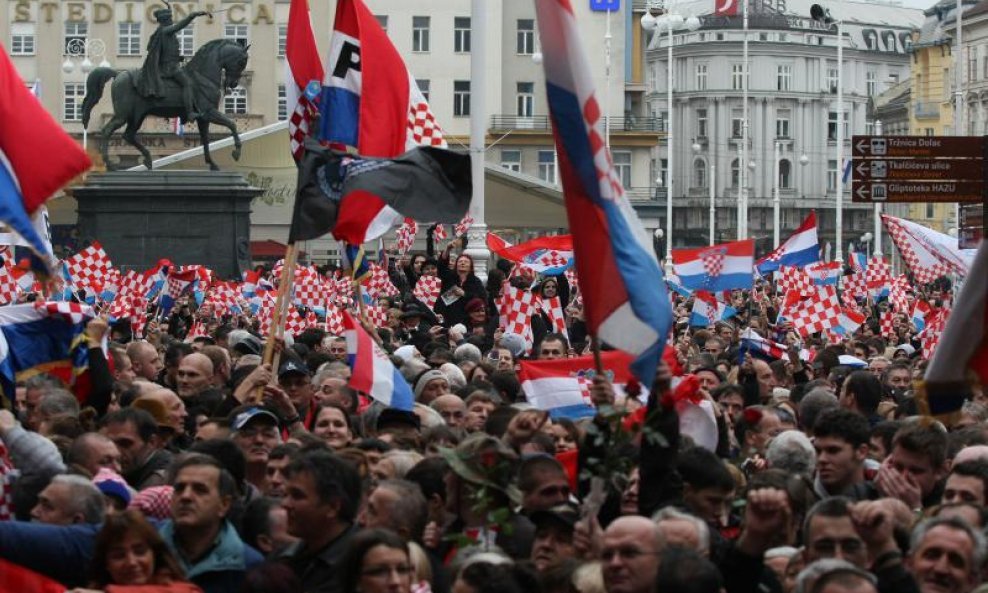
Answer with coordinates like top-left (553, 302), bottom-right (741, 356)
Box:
top-left (81, 39), bottom-right (249, 171)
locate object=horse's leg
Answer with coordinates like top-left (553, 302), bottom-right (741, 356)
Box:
top-left (98, 115), bottom-right (127, 171)
top-left (123, 119), bottom-right (153, 170)
top-left (203, 108), bottom-right (242, 162)
top-left (197, 117), bottom-right (217, 171)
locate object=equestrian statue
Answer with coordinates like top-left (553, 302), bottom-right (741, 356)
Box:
top-left (81, 1), bottom-right (250, 171)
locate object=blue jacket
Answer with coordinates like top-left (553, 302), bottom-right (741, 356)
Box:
top-left (157, 520), bottom-right (263, 593)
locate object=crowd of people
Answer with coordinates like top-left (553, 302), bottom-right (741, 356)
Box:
top-left (0, 236), bottom-right (982, 593)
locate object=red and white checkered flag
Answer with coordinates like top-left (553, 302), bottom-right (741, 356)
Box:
top-left (882, 215), bottom-right (963, 283)
top-left (879, 310), bottom-right (896, 339)
top-left (889, 275), bottom-right (911, 313)
top-left (778, 266), bottom-right (814, 296)
top-left (365, 264), bottom-right (399, 299)
top-left (0, 263), bottom-right (18, 305)
top-left (790, 286), bottom-right (842, 337)
top-left (920, 308), bottom-right (949, 359)
top-left (841, 271), bottom-right (868, 301)
top-left (432, 224), bottom-right (448, 244)
top-left (407, 101), bottom-right (447, 147)
top-left (394, 219), bottom-right (418, 255)
top-left (65, 241), bottom-right (114, 293)
top-left (294, 269), bottom-right (329, 308)
top-left (413, 276), bottom-right (442, 311)
top-left (865, 257), bottom-right (892, 292)
top-left (537, 295), bottom-right (568, 339)
top-left (453, 215), bottom-right (474, 238)
top-left (498, 285), bottom-right (536, 351)
top-left (325, 304), bottom-right (345, 335)
top-left (364, 305), bottom-right (390, 328)
top-left (184, 321), bottom-right (207, 343)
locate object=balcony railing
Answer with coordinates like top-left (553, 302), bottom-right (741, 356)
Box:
top-left (913, 102), bottom-right (941, 119)
top-left (490, 115), bottom-right (664, 132)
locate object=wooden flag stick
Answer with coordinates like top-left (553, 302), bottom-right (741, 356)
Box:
top-left (590, 335), bottom-right (604, 375)
top-left (260, 243), bottom-right (298, 399)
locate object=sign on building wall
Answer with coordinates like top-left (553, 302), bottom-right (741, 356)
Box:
top-left (590, 0), bottom-right (620, 12)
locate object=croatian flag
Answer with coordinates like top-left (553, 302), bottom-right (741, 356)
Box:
top-left (849, 250), bottom-right (868, 273)
top-left (487, 233), bottom-right (575, 275)
top-left (689, 290), bottom-right (737, 327)
top-left (672, 239), bottom-right (754, 292)
top-left (342, 310), bottom-right (413, 410)
top-left (913, 300), bottom-right (932, 331)
top-left (285, 0), bottom-right (324, 161)
top-left (0, 44), bottom-right (90, 273)
top-left (835, 307), bottom-right (866, 335)
top-left (756, 212), bottom-right (820, 274)
top-left (740, 328), bottom-right (813, 362)
top-left (518, 350), bottom-right (643, 419)
top-left (536, 0), bottom-right (672, 389)
top-left (320, 0), bottom-right (446, 243)
top-left (159, 268), bottom-right (197, 317)
top-left (806, 261), bottom-right (842, 286)
top-left (0, 302), bottom-right (97, 404)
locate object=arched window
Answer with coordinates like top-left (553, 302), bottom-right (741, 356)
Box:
top-left (779, 159), bottom-right (792, 189)
top-left (731, 158), bottom-right (740, 187)
top-left (693, 159), bottom-right (707, 188)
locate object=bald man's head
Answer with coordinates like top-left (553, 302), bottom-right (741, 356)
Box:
top-left (144, 389), bottom-right (188, 432)
top-left (602, 516), bottom-right (664, 593)
top-left (955, 445), bottom-right (988, 465)
top-left (176, 353), bottom-right (214, 399)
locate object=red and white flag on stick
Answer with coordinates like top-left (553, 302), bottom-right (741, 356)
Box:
top-left (413, 276), bottom-right (441, 311)
top-left (284, 0), bottom-right (324, 161)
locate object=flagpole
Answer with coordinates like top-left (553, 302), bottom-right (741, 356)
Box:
top-left (262, 242), bottom-right (298, 379)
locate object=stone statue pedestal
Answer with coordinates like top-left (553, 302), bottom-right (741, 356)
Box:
top-left (70, 171), bottom-right (263, 278)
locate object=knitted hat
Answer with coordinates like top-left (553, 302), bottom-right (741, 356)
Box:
top-left (93, 468), bottom-right (133, 507)
top-left (414, 369), bottom-right (448, 400)
top-left (128, 485), bottom-right (174, 520)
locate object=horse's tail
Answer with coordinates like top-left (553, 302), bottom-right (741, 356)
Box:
top-left (82, 67), bottom-right (118, 128)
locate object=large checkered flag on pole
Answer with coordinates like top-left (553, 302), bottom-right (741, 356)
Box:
top-left (285, 0), bottom-right (324, 161)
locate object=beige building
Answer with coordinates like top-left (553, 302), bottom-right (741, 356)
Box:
top-left (3, 0), bottom-right (657, 260)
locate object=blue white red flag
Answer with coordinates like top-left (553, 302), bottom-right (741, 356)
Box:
top-left (672, 239), bottom-right (754, 292)
top-left (536, 0), bottom-right (672, 388)
top-left (342, 310), bottom-right (413, 410)
top-left (159, 268), bottom-right (197, 317)
top-left (756, 212), bottom-right (819, 274)
top-left (0, 301), bottom-right (96, 404)
top-left (241, 270), bottom-right (261, 298)
top-left (740, 328), bottom-right (812, 362)
top-left (806, 261), bottom-right (842, 286)
top-left (320, 0), bottom-right (446, 243)
top-left (285, 0), bottom-right (324, 161)
top-left (172, 117), bottom-right (184, 137)
top-left (0, 44), bottom-right (90, 274)
top-left (518, 350), bottom-right (643, 420)
top-left (689, 290), bottom-right (737, 327)
top-left (834, 307), bottom-right (866, 335)
top-left (487, 233), bottom-right (574, 275)
top-left (849, 250), bottom-right (868, 273)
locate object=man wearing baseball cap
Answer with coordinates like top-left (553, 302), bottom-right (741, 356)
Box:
top-left (277, 359), bottom-right (316, 430)
top-left (229, 405), bottom-right (282, 493)
top-left (529, 502), bottom-right (581, 571)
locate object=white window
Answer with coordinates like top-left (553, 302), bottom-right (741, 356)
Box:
top-left (277, 85), bottom-right (287, 121)
top-left (517, 19), bottom-right (535, 55)
top-left (453, 80), bottom-right (470, 116)
top-left (537, 150), bottom-right (556, 184)
top-left (776, 108), bottom-right (791, 138)
top-left (412, 16), bottom-right (430, 52)
top-left (117, 22), bottom-right (141, 56)
top-left (501, 150), bottom-right (521, 172)
top-left (971, 57), bottom-right (979, 82)
top-left (732, 64), bottom-right (744, 90)
top-left (224, 85), bottom-right (248, 115)
top-left (693, 159), bottom-right (707, 188)
top-left (63, 83), bottom-right (85, 121)
top-left (64, 22), bottom-right (88, 55)
top-left (224, 24), bottom-right (248, 48)
top-left (731, 109), bottom-right (743, 138)
top-left (177, 26), bottom-right (194, 57)
top-left (516, 82), bottom-right (534, 117)
top-left (828, 111), bottom-right (849, 141)
top-left (777, 64), bottom-right (792, 91)
top-left (695, 64), bottom-right (708, 91)
top-left (826, 66), bottom-right (839, 93)
top-left (416, 79), bottom-right (430, 102)
top-left (696, 108), bottom-right (708, 138)
top-left (779, 159), bottom-right (792, 189)
top-left (10, 23), bottom-right (36, 56)
top-left (827, 159), bottom-right (838, 191)
top-left (278, 24), bottom-right (287, 57)
top-left (375, 15), bottom-right (388, 33)
top-left (454, 17), bottom-right (471, 53)
top-left (866, 69), bottom-right (877, 96)
top-left (731, 158), bottom-right (740, 187)
top-left (613, 151), bottom-right (632, 189)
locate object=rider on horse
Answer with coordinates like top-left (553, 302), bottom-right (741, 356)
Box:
top-left (138, 1), bottom-right (208, 120)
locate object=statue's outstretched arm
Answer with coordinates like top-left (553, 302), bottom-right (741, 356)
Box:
top-left (163, 11), bottom-right (207, 34)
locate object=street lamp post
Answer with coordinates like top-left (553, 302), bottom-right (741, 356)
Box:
top-left (642, 3), bottom-right (700, 272)
top-left (62, 38), bottom-right (110, 150)
top-left (773, 141), bottom-right (781, 248)
top-left (861, 232), bottom-right (873, 260)
top-left (740, 0), bottom-right (749, 240)
top-left (812, 4), bottom-right (845, 263)
top-left (873, 119), bottom-right (883, 257)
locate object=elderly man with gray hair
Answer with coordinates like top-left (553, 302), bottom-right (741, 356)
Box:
top-left (766, 430), bottom-right (816, 478)
top-left (30, 474), bottom-right (105, 525)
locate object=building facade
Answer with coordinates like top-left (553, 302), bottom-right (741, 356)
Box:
top-left (642, 0), bottom-right (922, 257)
top-left (3, 0), bottom-right (661, 252)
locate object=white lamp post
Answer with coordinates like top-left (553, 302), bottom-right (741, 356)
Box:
top-left (873, 119), bottom-right (883, 257)
top-left (773, 141), bottom-right (781, 248)
top-left (812, 4), bottom-right (844, 263)
top-left (62, 38), bottom-right (110, 150)
top-left (643, 2), bottom-right (700, 272)
top-left (861, 232), bottom-right (873, 260)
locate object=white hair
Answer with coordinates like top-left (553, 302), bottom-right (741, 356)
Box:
top-left (652, 506), bottom-right (710, 555)
top-left (766, 429), bottom-right (816, 477)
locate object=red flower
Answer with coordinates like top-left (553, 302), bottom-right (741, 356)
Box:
top-left (479, 451), bottom-right (498, 469)
top-left (743, 407), bottom-right (763, 426)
